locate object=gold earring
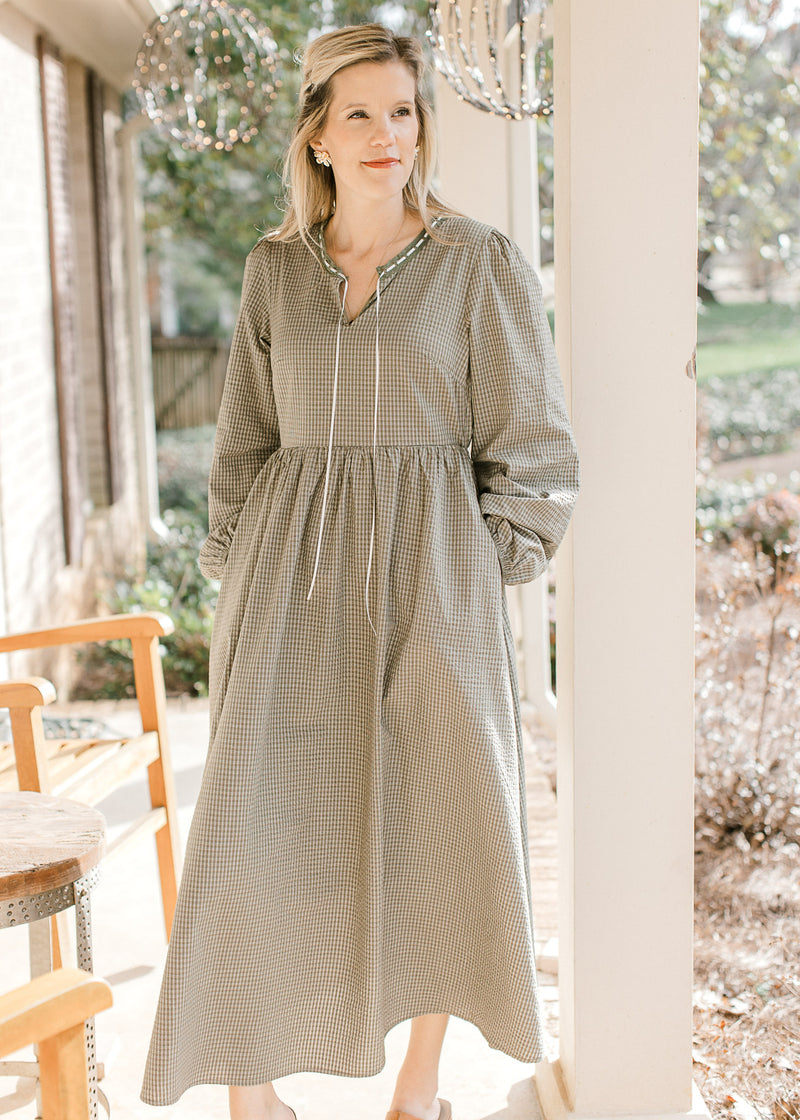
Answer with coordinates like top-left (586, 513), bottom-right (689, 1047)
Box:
top-left (414, 145), bottom-right (420, 159)
top-left (313, 148), bottom-right (332, 167)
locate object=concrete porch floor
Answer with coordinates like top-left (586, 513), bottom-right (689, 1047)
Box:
top-left (0, 697), bottom-right (559, 1120)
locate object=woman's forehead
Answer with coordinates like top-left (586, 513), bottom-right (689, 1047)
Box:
top-left (329, 59), bottom-right (416, 103)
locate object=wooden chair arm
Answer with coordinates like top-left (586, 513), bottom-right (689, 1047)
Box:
top-left (0, 612), bottom-right (174, 654)
top-left (0, 968), bottom-right (113, 1057)
top-left (0, 678), bottom-right (57, 711)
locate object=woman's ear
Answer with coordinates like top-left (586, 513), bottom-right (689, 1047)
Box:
top-left (309, 138), bottom-right (332, 168)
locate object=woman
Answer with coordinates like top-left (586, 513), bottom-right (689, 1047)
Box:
top-left (140, 22), bottom-right (579, 1120)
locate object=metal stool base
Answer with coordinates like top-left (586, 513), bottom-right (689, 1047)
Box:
top-left (0, 866), bottom-right (103, 1120)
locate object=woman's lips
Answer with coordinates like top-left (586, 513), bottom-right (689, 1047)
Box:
top-left (363, 159), bottom-right (399, 168)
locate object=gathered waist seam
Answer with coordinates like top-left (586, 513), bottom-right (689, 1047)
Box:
top-left (275, 442), bottom-right (469, 451)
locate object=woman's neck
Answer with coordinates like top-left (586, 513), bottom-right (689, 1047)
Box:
top-left (324, 198), bottom-right (415, 259)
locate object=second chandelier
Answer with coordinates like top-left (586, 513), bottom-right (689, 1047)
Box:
top-left (427, 0), bottom-right (553, 120)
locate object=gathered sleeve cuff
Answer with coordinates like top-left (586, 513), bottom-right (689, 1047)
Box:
top-left (466, 229), bottom-right (580, 584)
top-left (198, 239), bottom-right (280, 580)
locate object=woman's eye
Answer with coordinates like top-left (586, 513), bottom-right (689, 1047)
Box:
top-left (346, 107), bottom-right (412, 119)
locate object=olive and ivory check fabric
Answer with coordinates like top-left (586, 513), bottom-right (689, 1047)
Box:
top-left (140, 215), bottom-right (579, 1104)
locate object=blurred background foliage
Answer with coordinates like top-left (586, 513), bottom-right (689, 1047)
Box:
top-left (698, 0), bottom-right (800, 300)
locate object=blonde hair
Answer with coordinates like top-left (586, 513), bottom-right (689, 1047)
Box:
top-left (268, 23), bottom-right (465, 250)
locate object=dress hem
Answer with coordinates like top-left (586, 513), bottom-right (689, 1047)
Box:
top-left (139, 1004), bottom-right (546, 1107)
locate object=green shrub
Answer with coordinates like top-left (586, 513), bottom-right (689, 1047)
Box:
top-left (699, 367), bottom-right (800, 460)
top-left (156, 425), bottom-right (215, 528)
top-left (74, 509), bottom-right (218, 699)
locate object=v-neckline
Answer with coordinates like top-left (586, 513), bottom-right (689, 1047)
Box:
top-left (312, 218), bottom-right (440, 325)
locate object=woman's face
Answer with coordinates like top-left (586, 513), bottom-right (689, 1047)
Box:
top-left (310, 59), bottom-right (419, 207)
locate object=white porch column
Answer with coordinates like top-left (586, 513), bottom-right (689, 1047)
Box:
top-left (535, 1), bottom-right (705, 1118)
top-left (434, 74), bottom-right (514, 230)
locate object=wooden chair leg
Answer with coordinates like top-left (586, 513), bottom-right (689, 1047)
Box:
top-left (41, 913), bottom-right (74, 972)
top-left (28, 913), bottom-right (81, 1116)
top-left (131, 635), bottom-right (182, 938)
top-left (38, 1022), bottom-right (90, 1120)
top-left (0, 969), bottom-right (112, 1120)
top-left (7, 683), bottom-right (72, 971)
top-left (25, 905), bottom-right (73, 980)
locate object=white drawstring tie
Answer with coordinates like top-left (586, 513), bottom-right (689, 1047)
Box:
top-left (306, 272), bottom-right (381, 639)
top-left (364, 279), bottom-right (380, 636)
top-left (305, 274), bottom-right (346, 610)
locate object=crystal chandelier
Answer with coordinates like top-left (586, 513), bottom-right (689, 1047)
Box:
top-left (133, 0), bottom-right (281, 152)
top-left (427, 0), bottom-right (553, 119)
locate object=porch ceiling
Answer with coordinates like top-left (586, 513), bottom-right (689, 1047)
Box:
top-left (3, 0), bottom-right (171, 89)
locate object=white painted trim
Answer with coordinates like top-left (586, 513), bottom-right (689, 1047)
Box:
top-left (534, 1060), bottom-right (713, 1120)
top-left (116, 113), bottom-right (167, 541)
top-left (6, 0), bottom-right (168, 89)
top-left (518, 577), bottom-right (557, 734)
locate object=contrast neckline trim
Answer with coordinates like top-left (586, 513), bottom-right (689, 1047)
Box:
top-left (312, 216), bottom-right (443, 279)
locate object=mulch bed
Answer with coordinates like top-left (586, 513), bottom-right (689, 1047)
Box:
top-left (524, 719), bottom-right (800, 1120)
top-left (693, 843), bottom-right (800, 1120)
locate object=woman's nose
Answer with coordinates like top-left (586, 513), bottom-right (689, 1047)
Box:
top-left (369, 116), bottom-right (396, 146)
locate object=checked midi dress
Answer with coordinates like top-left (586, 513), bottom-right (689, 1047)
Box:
top-left (140, 213), bottom-right (580, 1105)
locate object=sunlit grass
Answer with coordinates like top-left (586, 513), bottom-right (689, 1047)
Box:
top-left (697, 301), bottom-right (800, 383)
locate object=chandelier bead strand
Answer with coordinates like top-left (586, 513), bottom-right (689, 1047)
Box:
top-left (427, 0), bottom-right (553, 120)
top-left (133, 0), bottom-right (281, 153)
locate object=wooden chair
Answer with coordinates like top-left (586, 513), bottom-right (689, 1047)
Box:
top-left (0, 968), bottom-right (113, 1120)
top-left (0, 613), bottom-right (182, 954)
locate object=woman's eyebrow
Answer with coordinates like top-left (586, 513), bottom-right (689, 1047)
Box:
top-left (340, 100), bottom-right (414, 110)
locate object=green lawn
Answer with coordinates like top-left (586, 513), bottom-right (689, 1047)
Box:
top-left (696, 301), bottom-right (800, 383)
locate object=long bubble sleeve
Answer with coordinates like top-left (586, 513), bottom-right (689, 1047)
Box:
top-left (466, 229), bottom-right (580, 584)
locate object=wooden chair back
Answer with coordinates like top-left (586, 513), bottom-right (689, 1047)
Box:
top-left (0, 613), bottom-right (181, 945)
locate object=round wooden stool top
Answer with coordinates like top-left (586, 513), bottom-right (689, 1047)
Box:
top-left (0, 791), bottom-right (106, 901)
